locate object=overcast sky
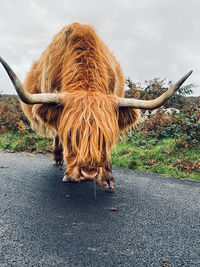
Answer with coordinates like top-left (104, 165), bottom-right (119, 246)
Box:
top-left (0, 0), bottom-right (199, 96)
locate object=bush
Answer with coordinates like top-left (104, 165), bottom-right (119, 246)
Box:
top-left (0, 94), bottom-right (31, 133)
top-left (125, 77), bottom-right (196, 110)
top-left (139, 98), bottom-right (200, 148)
top-left (125, 77), bottom-right (199, 148)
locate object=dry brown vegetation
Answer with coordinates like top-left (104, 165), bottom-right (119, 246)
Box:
top-left (0, 94), bottom-right (29, 134)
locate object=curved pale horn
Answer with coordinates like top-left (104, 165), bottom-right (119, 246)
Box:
top-left (117, 71), bottom-right (193, 109)
top-left (0, 57), bottom-right (62, 104)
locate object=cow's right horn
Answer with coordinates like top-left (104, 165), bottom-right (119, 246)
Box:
top-left (0, 57), bottom-right (62, 104)
top-left (116, 71), bottom-right (193, 110)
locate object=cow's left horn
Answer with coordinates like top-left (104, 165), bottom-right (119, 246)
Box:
top-left (117, 71), bottom-right (193, 109)
top-left (0, 57), bottom-right (62, 104)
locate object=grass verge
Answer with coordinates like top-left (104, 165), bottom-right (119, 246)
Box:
top-left (111, 133), bottom-right (200, 181)
top-left (0, 131), bottom-right (52, 153)
top-left (0, 131), bottom-right (199, 181)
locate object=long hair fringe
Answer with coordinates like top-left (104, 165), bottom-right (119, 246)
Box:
top-left (59, 92), bottom-right (119, 168)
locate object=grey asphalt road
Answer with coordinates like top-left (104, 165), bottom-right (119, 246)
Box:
top-left (0, 151), bottom-right (200, 267)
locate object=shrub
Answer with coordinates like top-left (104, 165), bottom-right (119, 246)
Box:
top-left (139, 98), bottom-right (200, 148)
top-left (0, 94), bottom-right (30, 133)
top-left (125, 77), bottom-right (199, 148)
top-left (125, 77), bottom-right (196, 109)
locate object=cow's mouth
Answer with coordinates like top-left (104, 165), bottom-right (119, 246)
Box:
top-left (62, 165), bottom-right (115, 189)
top-left (80, 169), bottom-right (98, 180)
top-left (79, 167), bottom-right (115, 189)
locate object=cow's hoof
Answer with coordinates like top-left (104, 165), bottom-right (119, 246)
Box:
top-left (107, 180), bottom-right (115, 189)
top-left (99, 179), bottom-right (115, 189)
top-left (62, 175), bottom-right (78, 183)
top-left (62, 175), bottom-right (71, 182)
top-left (53, 159), bottom-right (64, 166)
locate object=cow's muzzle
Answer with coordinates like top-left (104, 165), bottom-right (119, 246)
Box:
top-left (80, 169), bottom-right (98, 180)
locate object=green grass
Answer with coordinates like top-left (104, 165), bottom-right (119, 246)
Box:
top-left (0, 131), bottom-right (199, 181)
top-left (0, 131), bottom-right (52, 153)
top-left (111, 134), bottom-right (200, 181)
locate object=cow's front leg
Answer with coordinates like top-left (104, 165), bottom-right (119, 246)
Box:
top-left (53, 136), bottom-right (63, 166)
top-left (104, 167), bottom-right (115, 189)
top-left (97, 162), bottom-right (115, 189)
top-left (62, 165), bottom-right (80, 183)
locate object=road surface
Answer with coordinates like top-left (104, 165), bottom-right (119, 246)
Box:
top-left (0, 151), bottom-right (200, 266)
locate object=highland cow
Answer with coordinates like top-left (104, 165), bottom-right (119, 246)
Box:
top-left (0, 23), bottom-right (192, 189)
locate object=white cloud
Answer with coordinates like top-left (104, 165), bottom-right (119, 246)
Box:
top-left (0, 0), bottom-right (199, 95)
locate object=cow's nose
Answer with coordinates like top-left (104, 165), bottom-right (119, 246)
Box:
top-left (80, 169), bottom-right (98, 180)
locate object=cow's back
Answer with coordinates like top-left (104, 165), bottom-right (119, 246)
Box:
top-left (23, 23), bottom-right (125, 97)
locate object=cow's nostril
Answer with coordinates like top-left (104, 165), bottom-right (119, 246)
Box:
top-left (80, 169), bottom-right (98, 179)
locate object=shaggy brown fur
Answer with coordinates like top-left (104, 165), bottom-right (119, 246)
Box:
top-left (21, 23), bottom-right (140, 188)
